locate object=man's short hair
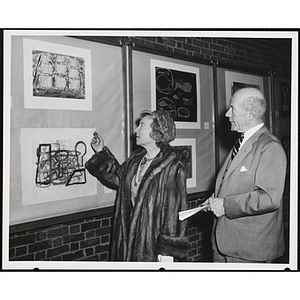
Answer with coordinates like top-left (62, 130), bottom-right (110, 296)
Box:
top-left (242, 95), bottom-right (267, 118)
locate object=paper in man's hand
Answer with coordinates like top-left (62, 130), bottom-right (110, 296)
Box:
top-left (179, 204), bottom-right (209, 221)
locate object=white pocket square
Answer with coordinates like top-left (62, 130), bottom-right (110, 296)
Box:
top-left (240, 166), bottom-right (248, 172)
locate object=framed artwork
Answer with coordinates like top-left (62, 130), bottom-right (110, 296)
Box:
top-left (170, 138), bottom-right (196, 188)
top-left (20, 128), bottom-right (97, 205)
top-left (151, 59), bottom-right (201, 129)
top-left (225, 70), bottom-right (264, 108)
top-left (23, 38), bottom-right (92, 110)
top-left (281, 82), bottom-right (290, 117)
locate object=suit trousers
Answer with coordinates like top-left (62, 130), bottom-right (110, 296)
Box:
top-left (213, 242), bottom-right (273, 263)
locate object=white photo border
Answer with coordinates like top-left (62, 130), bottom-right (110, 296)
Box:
top-left (3, 30), bottom-right (298, 272)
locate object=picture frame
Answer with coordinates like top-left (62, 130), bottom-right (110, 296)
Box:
top-left (225, 70), bottom-right (264, 108)
top-left (20, 128), bottom-right (97, 205)
top-left (23, 38), bottom-right (92, 111)
top-left (170, 138), bottom-right (196, 188)
top-left (151, 59), bottom-right (201, 129)
top-left (281, 82), bottom-right (290, 117)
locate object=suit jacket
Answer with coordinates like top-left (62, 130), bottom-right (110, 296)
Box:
top-left (213, 126), bottom-right (287, 261)
top-left (85, 144), bottom-right (188, 262)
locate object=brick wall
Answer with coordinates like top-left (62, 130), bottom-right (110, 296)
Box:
top-left (186, 196), bottom-right (214, 261)
top-left (128, 36), bottom-right (291, 77)
top-left (9, 213), bottom-right (113, 261)
top-left (9, 194), bottom-right (213, 262)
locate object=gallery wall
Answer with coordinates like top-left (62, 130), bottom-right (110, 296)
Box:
top-left (8, 34), bottom-right (293, 228)
top-left (132, 50), bottom-right (216, 193)
top-left (10, 35), bottom-right (124, 224)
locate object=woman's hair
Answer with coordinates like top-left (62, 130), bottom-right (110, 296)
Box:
top-left (140, 109), bottom-right (176, 148)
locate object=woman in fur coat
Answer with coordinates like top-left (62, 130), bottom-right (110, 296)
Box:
top-left (85, 109), bottom-right (188, 262)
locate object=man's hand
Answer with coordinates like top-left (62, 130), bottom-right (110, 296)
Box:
top-left (209, 197), bottom-right (225, 218)
top-left (201, 193), bottom-right (214, 212)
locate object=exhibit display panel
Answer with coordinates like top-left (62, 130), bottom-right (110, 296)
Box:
top-left (9, 35), bottom-right (125, 224)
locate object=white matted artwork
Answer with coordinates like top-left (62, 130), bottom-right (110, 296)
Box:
top-left (20, 128), bottom-right (97, 205)
top-left (225, 70), bottom-right (264, 108)
top-left (170, 138), bottom-right (196, 188)
top-left (151, 59), bottom-right (201, 129)
top-left (23, 38), bottom-right (92, 110)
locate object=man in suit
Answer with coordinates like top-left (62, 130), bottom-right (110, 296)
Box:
top-left (206, 87), bottom-right (287, 263)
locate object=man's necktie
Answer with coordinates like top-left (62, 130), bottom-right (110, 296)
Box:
top-left (231, 133), bottom-right (244, 159)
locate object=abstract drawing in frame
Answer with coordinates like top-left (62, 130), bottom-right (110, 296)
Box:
top-left (20, 128), bottom-right (97, 205)
top-left (23, 38), bottom-right (92, 110)
top-left (281, 82), bottom-right (290, 117)
top-left (170, 138), bottom-right (196, 188)
top-left (225, 70), bottom-right (264, 108)
top-left (151, 59), bottom-right (201, 129)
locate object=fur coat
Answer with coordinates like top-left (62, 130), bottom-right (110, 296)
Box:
top-left (85, 144), bottom-right (189, 262)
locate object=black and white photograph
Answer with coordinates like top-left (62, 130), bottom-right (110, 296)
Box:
top-left (2, 29), bottom-right (298, 292)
